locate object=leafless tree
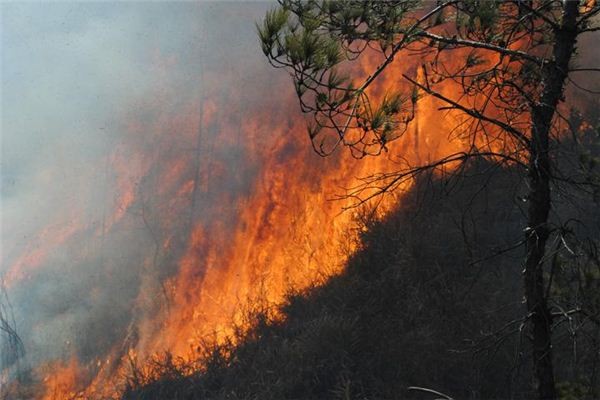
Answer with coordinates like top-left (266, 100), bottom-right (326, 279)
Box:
top-left (0, 279), bottom-right (25, 397)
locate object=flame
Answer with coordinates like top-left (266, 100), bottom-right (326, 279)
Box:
top-left (39, 358), bottom-right (81, 400)
top-left (3, 223), bottom-right (80, 288)
top-left (4, 7), bottom-right (529, 399)
top-left (19, 63), bottom-right (463, 400)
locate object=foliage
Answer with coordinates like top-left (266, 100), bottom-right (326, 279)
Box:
top-left (257, 1), bottom-right (600, 160)
top-left (122, 160), bottom-right (600, 400)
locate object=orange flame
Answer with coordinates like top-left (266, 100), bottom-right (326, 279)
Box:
top-left (9, 13), bottom-right (522, 400)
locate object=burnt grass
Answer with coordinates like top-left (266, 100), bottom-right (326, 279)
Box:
top-left (122, 160), bottom-right (599, 400)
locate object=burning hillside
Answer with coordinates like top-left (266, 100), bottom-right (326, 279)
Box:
top-left (2, 1), bottom-right (598, 399)
top-left (0, 2), bottom-right (469, 398)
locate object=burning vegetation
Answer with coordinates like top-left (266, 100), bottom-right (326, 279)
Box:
top-left (1, 1), bottom-right (600, 399)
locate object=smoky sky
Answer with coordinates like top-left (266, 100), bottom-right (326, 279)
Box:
top-left (1, 0), bottom-right (278, 373)
top-left (2, 1), bottom-right (269, 248)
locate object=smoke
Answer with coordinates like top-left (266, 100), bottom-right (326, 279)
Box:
top-left (1, 0), bottom-right (282, 379)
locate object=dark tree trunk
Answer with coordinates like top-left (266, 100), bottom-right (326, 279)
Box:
top-left (525, 2), bottom-right (579, 399)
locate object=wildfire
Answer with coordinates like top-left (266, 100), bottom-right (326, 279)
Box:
top-left (2, 5), bottom-right (492, 400)
top-left (39, 358), bottom-right (82, 400)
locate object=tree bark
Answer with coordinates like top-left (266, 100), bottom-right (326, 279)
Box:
top-left (525, 2), bottom-right (579, 399)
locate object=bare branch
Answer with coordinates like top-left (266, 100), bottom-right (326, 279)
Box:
top-left (416, 31), bottom-right (545, 65)
top-left (402, 73), bottom-right (531, 147)
top-left (408, 386), bottom-right (454, 400)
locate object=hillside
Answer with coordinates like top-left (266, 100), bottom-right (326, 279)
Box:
top-left (123, 162), bottom-right (577, 400)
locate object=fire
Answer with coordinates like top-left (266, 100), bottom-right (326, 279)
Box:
top-left (2, 5), bottom-right (506, 399)
top-left (3, 223), bottom-right (79, 288)
top-left (39, 357), bottom-right (81, 400)
top-left (41, 91), bottom-right (463, 400)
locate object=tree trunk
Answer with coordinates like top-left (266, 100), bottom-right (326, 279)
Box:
top-left (525, 2), bottom-right (579, 399)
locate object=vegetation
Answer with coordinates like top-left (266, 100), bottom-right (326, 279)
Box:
top-left (257, 1), bottom-right (600, 398)
top-left (0, 282), bottom-right (25, 400)
top-left (123, 158), bottom-right (600, 399)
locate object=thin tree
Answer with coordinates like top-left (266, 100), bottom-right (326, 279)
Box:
top-left (0, 279), bottom-right (24, 397)
top-left (258, 1), bottom-right (600, 399)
